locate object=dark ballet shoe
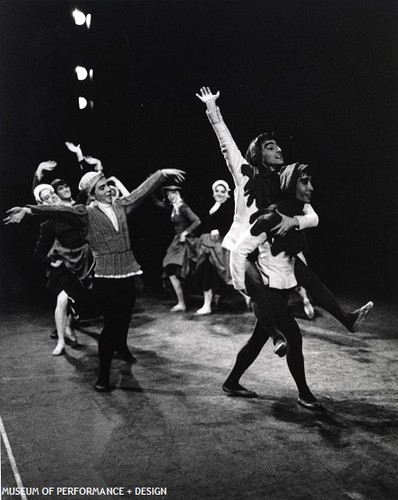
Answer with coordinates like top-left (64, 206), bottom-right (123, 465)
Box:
top-left (94, 383), bottom-right (113, 393)
top-left (222, 383), bottom-right (258, 398)
top-left (123, 353), bottom-right (137, 364)
top-left (273, 339), bottom-right (288, 357)
top-left (117, 350), bottom-right (137, 364)
top-left (297, 394), bottom-right (324, 411)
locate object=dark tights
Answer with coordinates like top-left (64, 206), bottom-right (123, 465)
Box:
top-left (294, 257), bottom-right (354, 330)
top-left (195, 256), bottom-right (223, 293)
top-left (225, 261), bottom-right (312, 398)
top-left (95, 277), bottom-right (136, 386)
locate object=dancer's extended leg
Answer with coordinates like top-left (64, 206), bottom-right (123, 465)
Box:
top-left (295, 258), bottom-right (373, 332)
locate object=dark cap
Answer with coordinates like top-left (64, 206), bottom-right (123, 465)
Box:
top-left (161, 184), bottom-right (182, 195)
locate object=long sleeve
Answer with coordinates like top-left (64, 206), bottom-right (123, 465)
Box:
top-left (204, 106), bottom-right (259, 250)
top-left (27, 204), bottom-right (89, 236)
top-left (230, 230), bottom-right (268, 292)
top-left (180, 205), bottom-right (201, 234)
top-left (200, 199), bottom-right (234, 237)
top-left (33, 223), bottom-right (55, 267)
top-left (296, 203), bottom-right (319, 230)
top-left (119, 170), bottom-right (166, 214)
top-left (32, 172), bottom-right (40, 192)
top-left (206, 106), bottom-right (246, 187)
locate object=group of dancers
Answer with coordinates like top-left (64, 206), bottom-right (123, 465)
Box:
top-left (4, 87), bottom-right (373, 409)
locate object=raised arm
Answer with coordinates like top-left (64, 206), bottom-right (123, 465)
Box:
top-left (195, 86), bottom-right (219, 113)
top-left (32, 160), bottom-right (57, 191)
top-left (65, 142), bottom-right (96, 173)
top-left (84, 155), bottom-right (103, 173)
top-left (196, 87), bottom-right (246, 187)
top-left (65, 142), bottom-right (84, 163)
top-left (107, 176), bottom-right (129, 198)
top-left (119, 168), bottom-right (185, 214)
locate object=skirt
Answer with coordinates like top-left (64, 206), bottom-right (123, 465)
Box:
top-left (162, 234), bottom-right (198, 280)
top-left (194, 233), bottom-right (232, 287)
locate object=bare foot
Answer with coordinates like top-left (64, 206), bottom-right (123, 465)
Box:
top-left (195, 306), bottom-right (211, 316)
top-left (170, 304), bottom-right (186, 312)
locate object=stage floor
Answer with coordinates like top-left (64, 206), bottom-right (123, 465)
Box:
top-left (1, 291), bottom-right (398, 499)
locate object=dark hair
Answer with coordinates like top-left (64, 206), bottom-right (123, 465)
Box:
top-left (51, 178), bottom-right (69, 193)
top-left (244, 132), bottom-right (276, 167)
top-left (288, 164), bottom-right (311, 198)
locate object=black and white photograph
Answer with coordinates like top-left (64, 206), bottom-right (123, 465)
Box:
top-left (1, 0), bottom-right (397, 498)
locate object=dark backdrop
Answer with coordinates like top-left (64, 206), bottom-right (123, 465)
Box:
top-left (1, 0), bottom-right (397, 299)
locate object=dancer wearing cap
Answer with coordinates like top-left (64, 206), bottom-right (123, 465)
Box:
top-left (33, 160), bottom-right (75, 206)
top-left (152, 182), bottom-right (201, 312)
top-left (5, 167), bottom-right (185, 391)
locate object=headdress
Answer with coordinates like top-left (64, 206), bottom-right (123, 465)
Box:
top-left (78, 171), bottom-right (105, 195)
top-left (33, 184), bottom-right (54, 204)
top-left (211, 179), bottom-right (230, 193)
top-left (161, 184), bottom-right (183, 197)
top-left (280, 163), bottom-right (309, 195)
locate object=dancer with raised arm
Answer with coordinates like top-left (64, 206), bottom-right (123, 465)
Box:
top-left (196, 87), bottom-right (373, 336)
top-left (31, 182), bottom-right (94, 354)
top-left (152, 182), bottom-right (201, 312)
top-left (5, 168), bottom-right (185, 392)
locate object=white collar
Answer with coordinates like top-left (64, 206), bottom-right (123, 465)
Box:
top-left (97, 201), bottom-right (114, 211)
top-left (209, 202), bottom-right (221, 215)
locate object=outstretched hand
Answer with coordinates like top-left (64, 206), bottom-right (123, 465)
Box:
top-left (3, 207), bottom-right (29, 225)
top-left (195, 87), bottom-right (220, 103)
top-left (38, 160), bottom-right (57, 172)
top-left (84, 155), bottom-right (103, 172)
top-left (162, 169), bottom-right (186, 183)
top-left (36, 160), bottom-right (57, 180)
top-left (65, 142), bottom-right (81, 154)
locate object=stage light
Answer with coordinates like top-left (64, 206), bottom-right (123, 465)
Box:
top-left (89, 69), bottom-right (94, 80)
top-left (78, 97), bottom-right (88, 110)
top-left (72, 9), bottom-right (86, 26)
top-left (86, 14), bottom-right (92, 29)
top-left (89, 100), bottom-right (94, 110)
top-left (75, 66), bottom-right (88, 80)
